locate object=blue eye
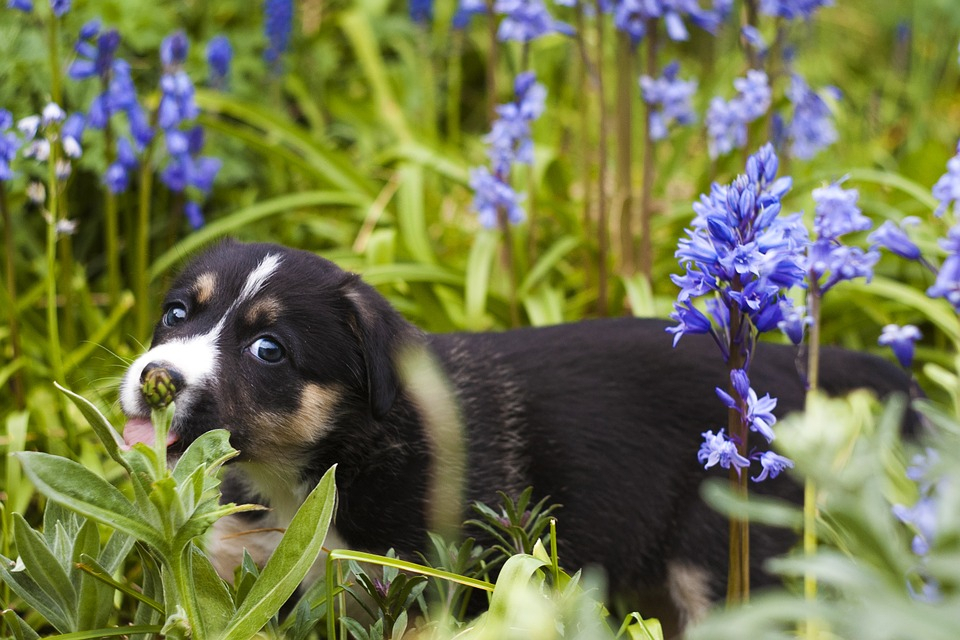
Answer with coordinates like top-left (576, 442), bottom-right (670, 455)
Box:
top-left (163, 303), bottom-right (187, 327)
top-left (249, 337), bottom-right (285, 363)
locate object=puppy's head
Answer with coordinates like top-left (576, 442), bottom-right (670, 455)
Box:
top-left (120, 240), bottom-right (415, 461)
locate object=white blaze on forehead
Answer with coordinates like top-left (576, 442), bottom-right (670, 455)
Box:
top-left (120, 321), bottom-right (223, 415)
top-left (237, 253), bottom-right (282, 307)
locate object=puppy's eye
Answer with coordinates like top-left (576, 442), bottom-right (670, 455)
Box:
top-left (248, 337), bottom-right (285, 363)
top-left (163, 303), bottom-right (187, 327)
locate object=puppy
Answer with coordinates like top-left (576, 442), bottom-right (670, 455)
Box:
top-left (120, 240), bottom-right (914, 632)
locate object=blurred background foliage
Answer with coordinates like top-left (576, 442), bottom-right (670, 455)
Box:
top-left (2, 0), bottom-right (960, 636)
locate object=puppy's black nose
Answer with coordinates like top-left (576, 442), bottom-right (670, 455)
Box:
top-left (139, 362), bottom-right (185, 410)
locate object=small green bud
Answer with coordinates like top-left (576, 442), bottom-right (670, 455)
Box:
top-left (142, 367), bottom-right (177, 410)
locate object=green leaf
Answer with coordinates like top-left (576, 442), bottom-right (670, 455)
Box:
top-left (15, 452), bottom-right (167, 552)
top-left (77, 553), bottom-right (163, 613)
top-left (188, 543), bottom-right (236, 637)
top-left (518, 235), bottom-right (580, 297)
top-left (700, 478), bottom-right (803, 530)
top-left (43, 626), bottom-right (165, 639)
top-left (486, 554), bottom-right (548, 621)
top-left (464, 230), bottom-right (500, 329)
top-left (54, 383), bottom-right (130, 473)
top-left (1, 609), bottom-right (41, 640)
top-left (219, 465), bottom-right (338, 640)
top-left (395, 164), bottom-right (435, 264)
top-left (0, 551), bottom-right (74, 632)
top-left (172, 429), bottom-right (238, 486)
top-left (13, 513), bottom-right (78, 625)
top-left (149, 191), bottom-right (368, 281)
top-left (618, 612), bottom-right (665, 640)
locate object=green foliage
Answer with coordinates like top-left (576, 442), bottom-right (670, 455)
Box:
top-left (2, 0), bottom-right (960, 638)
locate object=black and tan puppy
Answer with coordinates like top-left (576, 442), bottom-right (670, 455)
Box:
top-left (120, 240), bottom-right (914, 631)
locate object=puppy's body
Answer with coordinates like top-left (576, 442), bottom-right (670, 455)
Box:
top-left (121, 241), bottom-right (914, 629)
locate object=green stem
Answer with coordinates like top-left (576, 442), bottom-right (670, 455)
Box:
top-left (804, 281), bottom-right (823, 638)
top-left (638, 20), bottom-right (658, 281)
top-left (725, 294), bottom-right (749, 605)
top-left (47, 9), bottom-right (63, 106)
top-left (615, 30), bottom-right (635, 276)
top-left (103, 119), bottom-right (121, 308)
top-left (593, 0), bottom-right (609, 317)
top-left (0, 183), bottom-right (25, 410)
top-left (485, 0), bottom-right (498, 123)
top-left (445, 30), bottom-right (464, 147)
top-left (46, 146), bottom-right (65, 387)
top-left (135, 147), bottom-right (155, 341)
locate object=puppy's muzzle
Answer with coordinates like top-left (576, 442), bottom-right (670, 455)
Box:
top-left (139, 362), bottom-right (186, 410)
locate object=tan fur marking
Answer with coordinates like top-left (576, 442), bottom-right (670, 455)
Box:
top-left (245, 296), bottom-right (283, 326)
top-left (194, 272), bottom-right (217, 305)
top-left (666, 561), bottom-right (713, 630)
top-left (249, 384), bottom-right (342, 452)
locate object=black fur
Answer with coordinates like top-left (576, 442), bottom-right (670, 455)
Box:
top-left (125, 240), bottom-right (916, 630)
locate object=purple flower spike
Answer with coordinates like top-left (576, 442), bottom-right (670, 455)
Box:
top-left (640, 61), bottom-right (698, 141)
top-left (8, 0), bottom-right (34, 11)
top-left (812, 183), bottom-right (870, 240)
top-left (878, 324), bottom-right (921, 368)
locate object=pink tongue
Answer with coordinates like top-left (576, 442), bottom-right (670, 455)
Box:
top-left (122, 418), bottom-right (180, 449)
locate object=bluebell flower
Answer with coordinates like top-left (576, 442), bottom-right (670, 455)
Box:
top-left (49, 0), bottom-right (69, 16)
top-left (494, 0), bottom-right (573, 42)
top-left (161, 30), bottom-right (189, 67)
top-left (206, 35), bottom-right (232, 88)
top-left (60, 112), bottom-right (85, 158)
top-left (777, 302), bottom-right (810, 345)
top-left (409, 0), bottom-right (433, 23)
top-left (740, 25), bottom-right (767, 56)
top-left (705, 70), bottom-right (771, 158)
top-left (640, 61), bottom-right (697, 141)
top-left (69, 22), bottom-right (154, 157)
top-left (469, 166), bottom-right (525, 229)
top-left (613, 0), bottom-right (726, 44)
top-left (878, 324), bottom-right (921, 368)
top-left (452, 0), bottom-right (486, 29)
top-left (758, 0), bottom-right (832, 20)
top-left (869, 218), bottom-right (922, 261)
top-left (752, 451), bottom-right (794, 482)
top-left (264, 0), bottom-right (293, 67)
top-left (7, 0), bottom-right (33, 11)
top-left (0, 110), bottom-right (22, 181)
top-left (812, 183), bottom-right (870, 239)
top-left (927, 225), bottom-right (960, 310)
top-left (785, 74), bottom-right (839, 160)
top-left (672, 144), bottom-right (804, 477)
top-left (806, 184), bottom-right (879, 293)
top-left (715, 369), bottom-right (778, 442)
top-left (893, 498), bottom-right (936, 556)
top-left (932, 145), bottom-right (960, 217)
top-left (698, 429), bottom-right (751, 473)
top-left (185, 201), bottom-right (205, 230)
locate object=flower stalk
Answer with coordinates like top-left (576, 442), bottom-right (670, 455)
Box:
top-left (0, 182), bottom-right (24, 409)
top-left (638, 19), bottom-right (658, 281)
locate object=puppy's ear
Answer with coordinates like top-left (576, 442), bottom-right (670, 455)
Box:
top-left (344, 276), bottom-right (418, 420)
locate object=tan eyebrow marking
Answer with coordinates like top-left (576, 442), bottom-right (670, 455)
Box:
top-left (194, 272), bottom-right (217, 305)
top-left (245, 296), bottom-right (283, 326)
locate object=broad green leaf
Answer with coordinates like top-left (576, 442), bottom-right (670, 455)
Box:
top-left (4, 411), bottom-right (32, 516)
top-left (464, 230), bottom-right (500, 329)
top-left (618, 612), bottom-right (665, 640)
top-left (188, 543), bottom-right (236, 637)
top-left (1, 609), bottom-right (41, 640)
top-left (360, 262), bottom-right (463, 287)
top-left (172, 429), bottom-right (237, 486)
top-left (396, 164), bottom-right (435, 264)
top-left (0, 551), bottom-right (73, 632)
top-left (15, 452), bottom-right (167, 552)
top-left (13, 514), bottom-right (78, 623)
top-left (74, 519), bottom-right (113, 630)
top-left (220, 465), bottom-right (338, 640)
top-left (486, 554), bottom-right (548, 621)
top-left (54, 383), bottom-right (130, 472)
top-left (701, 478), bottom-right (804, 530)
